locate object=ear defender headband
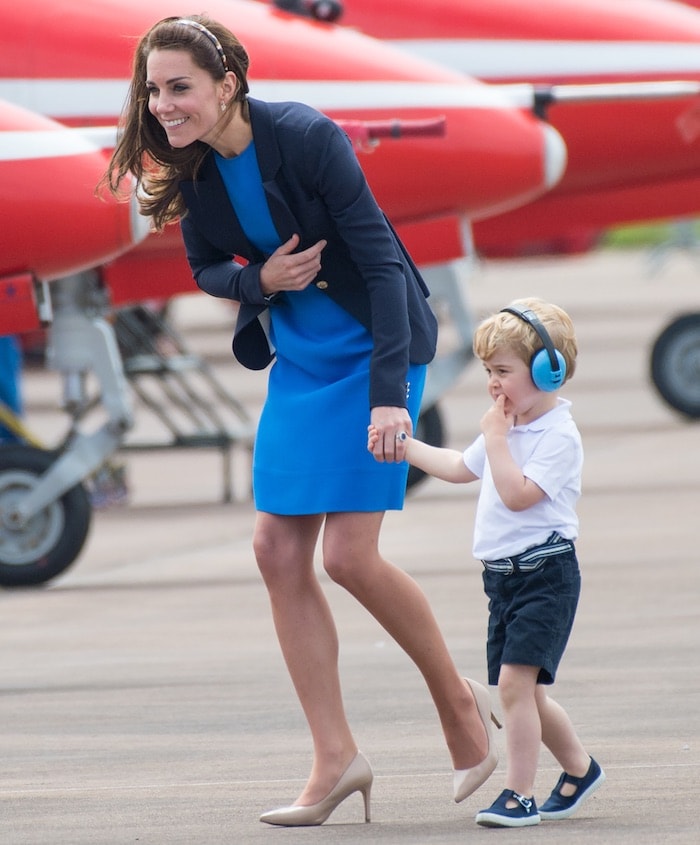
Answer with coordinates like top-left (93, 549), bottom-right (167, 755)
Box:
top-left (500, 306), bottom-right (567, 392)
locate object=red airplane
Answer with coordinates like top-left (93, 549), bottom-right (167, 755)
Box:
top-left (0, 100), bottom-right (148, 335)
top-left (285, 0), bottom-right (700, 247)
top-left (278, 0), bottom-right (700, 418)
top-left (0, 0), bottom-right (565, 585)
top-left (1, 0), bottom-right (569, 325)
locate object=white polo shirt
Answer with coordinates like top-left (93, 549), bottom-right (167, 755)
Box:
top-left (463, 399), bottom-right (582, 561)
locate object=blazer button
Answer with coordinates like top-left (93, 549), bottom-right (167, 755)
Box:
top-left (316, 280), bottom-right (329, 290)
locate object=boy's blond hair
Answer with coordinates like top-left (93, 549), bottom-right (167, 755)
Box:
top-left (473, 298), bottom-right (578, 383)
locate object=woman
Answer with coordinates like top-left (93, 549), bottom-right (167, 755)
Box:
top-left (106, 14), bottom-right (498, 826)
top-left (0, 335), bottom-right (23, 443)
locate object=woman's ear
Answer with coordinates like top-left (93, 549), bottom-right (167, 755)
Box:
top-left (222, 71), bottom-right (238, 101)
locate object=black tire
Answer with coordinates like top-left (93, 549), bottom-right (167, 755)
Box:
top-left (407, 403), bottom-right (445, 492)
top-left (650, 313), bottom-right (700, 418)
top-left (0, 445), bottom-right (92, 586)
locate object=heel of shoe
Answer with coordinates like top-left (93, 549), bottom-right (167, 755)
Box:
top-left (350, 750), bottom-right (373, 822)
top-left (465, 677), bottom-right (501, 732)
top-left (453, 679), bottom-right (499, 803)
top-left (360, 779), bottom-right (372, 823)
top-left (260, 750), bottom-right (373, 827)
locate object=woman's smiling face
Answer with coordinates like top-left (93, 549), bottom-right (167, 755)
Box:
top-left (146, 48), bottom-right (225, 149)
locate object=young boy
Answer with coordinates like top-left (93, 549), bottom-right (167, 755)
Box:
top-left (368, 298), bottom-right (605, 828)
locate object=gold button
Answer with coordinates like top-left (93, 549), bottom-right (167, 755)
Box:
top-left (316, 280), bottom-right (328, 290)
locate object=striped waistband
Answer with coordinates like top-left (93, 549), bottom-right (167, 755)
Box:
top-left (482, 532), bottom-right (574, 575)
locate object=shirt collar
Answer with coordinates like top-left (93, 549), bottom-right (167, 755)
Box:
top-left (513, 397), bottom-right (572, 432)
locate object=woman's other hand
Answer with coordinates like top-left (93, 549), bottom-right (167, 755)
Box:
top-left (260, 233), bottom-right (327, 295)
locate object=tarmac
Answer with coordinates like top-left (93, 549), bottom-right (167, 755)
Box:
top-left (1, 246), bottom-right (699, 844)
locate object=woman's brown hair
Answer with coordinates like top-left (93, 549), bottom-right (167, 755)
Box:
top-left (103, 14), bottom-right (250, 230)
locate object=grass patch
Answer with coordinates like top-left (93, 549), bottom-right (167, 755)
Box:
top-left (603, 219), bottom-right (700, 249)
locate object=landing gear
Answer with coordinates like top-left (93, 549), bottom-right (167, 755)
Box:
top-left (0, 445), bottom-right (91, 586)
top-left (650, 312), bottom-right (700, 418)
top-left (0, 270), bottom-right (132, 587)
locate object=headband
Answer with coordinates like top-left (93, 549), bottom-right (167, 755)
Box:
top-left (176, 19), bottom-right (229, 72)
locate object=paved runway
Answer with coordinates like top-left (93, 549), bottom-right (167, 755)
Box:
top-left (1, 247), bottom-right (698, 843)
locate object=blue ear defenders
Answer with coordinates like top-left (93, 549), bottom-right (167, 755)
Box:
top-left (500, 306), bottom-right (566, 391)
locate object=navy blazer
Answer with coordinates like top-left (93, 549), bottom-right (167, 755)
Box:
top-left (179, 98), bottom-right (438, 409)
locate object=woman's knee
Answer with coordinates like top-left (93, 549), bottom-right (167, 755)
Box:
top-left (253, 522), bottom-right (298, 584)
top-left (323, 541), bottom-right (381, 590)
top-left (322, 514), bottom-right (382, 587)
top-left (253, 514), bottom-right (320, 585)
top-left (322, 547), bottom-right (355, 586)
top-left (252, 524), bottom-right (275, 571)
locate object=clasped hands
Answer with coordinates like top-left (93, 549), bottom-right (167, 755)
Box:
top-left (367, 407), bottom-right (411, 463)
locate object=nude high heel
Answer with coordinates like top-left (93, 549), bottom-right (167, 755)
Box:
top-left (453, 678), bottom-right (502, 803)
top-left (259, 750), bottom-right (373, 827)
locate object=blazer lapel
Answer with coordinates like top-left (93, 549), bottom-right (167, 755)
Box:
top-left (180, 155), bottom-right (256, 255)
top-left (248, 99), bottom-right (302, 242)
top-left (180, 100), bottom-right (304, 256)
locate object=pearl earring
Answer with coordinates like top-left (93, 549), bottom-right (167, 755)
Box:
top-left (220, 101), bottom-right (226, 112)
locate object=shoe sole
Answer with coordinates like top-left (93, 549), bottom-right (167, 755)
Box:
top-left (539, 770), bottom-right (606, 820)
top-left (476, 812), bottom-right (541, 828)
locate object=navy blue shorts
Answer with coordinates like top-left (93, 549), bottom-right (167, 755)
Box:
top-left (482, 550), bottom-right (581, 686)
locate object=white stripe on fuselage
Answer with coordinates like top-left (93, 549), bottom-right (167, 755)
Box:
top-left (389, 40), bottom-right (700, 79)
top-left (0, 129), bottom-right (102, 162)
top-left (4, 38), bottom-right (698, 144)
top-left (0, 78), bottom-right (528, 121)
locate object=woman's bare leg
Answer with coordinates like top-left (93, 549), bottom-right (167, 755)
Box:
top-left (254, 511), bottom-right (357, 805)
top-left (323, 511), bottom-right (488, 769)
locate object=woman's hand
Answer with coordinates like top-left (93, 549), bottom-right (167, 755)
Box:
top-left (260, 233), bottom-right (327, 296)
top-left (368, 406), bottom-right (411, 462)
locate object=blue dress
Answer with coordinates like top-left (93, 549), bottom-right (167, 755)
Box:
top-left (216, 147), bottom-right (425, 515)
